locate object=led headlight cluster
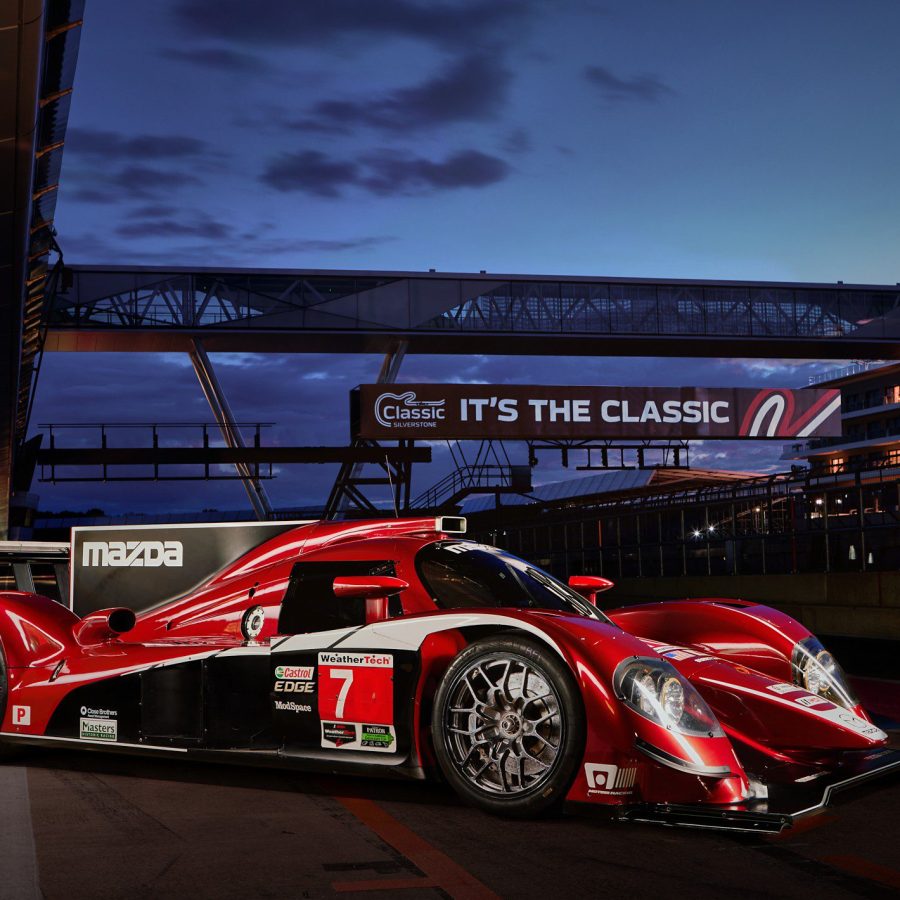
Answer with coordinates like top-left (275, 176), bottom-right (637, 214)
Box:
top-left (614, 658), bottom-right (723, 737)
top-left (791, 636), bottom-right (857, 710)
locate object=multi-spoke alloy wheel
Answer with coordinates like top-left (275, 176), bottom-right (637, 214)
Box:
top-left (432, 636), bottom-right (585, 817)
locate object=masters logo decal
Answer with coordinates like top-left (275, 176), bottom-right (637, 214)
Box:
top-left (80, 717), bottom-right (118, 742)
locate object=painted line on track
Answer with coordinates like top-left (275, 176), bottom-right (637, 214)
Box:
top-left (0, 767), bottom-right (40, 900)
top-left (335, 795), bottom-right (499, 899)
top-left (823, 855), bottom-right (900, 891)
top-left (332, 876), bottom-right (440, 893)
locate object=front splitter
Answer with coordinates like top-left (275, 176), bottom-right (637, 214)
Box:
top-left (617, 747), bottom-right (900, 833)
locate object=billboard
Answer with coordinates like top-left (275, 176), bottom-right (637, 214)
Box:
top-left (354, 384), bottom-right (842, 440)
top-left (70, 521), bottom-right (314, 617)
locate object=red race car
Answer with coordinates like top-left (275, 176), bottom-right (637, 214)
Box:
top-left (0, 516), bottom-right (896, 831)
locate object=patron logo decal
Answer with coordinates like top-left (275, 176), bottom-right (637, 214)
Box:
top-left (82, 540), bottom-right (183, 568)
top-left (275, 665), bottom-right (314, 680)
top-left (584, 763), bottom-right (637, 795)
top-left (80, 717), bottom-right (118, 741)
top-left (361, 724), bottom-right (395, 750)
top-left (374, 392), bottom-right (446, 428)
top-left (12, 705), bottom-right (31, 726)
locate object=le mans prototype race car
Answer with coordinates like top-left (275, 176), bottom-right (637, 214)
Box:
top-left (1, 516), bottom-right (897, 832)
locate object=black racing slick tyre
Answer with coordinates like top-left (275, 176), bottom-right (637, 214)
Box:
top-left (432, 635), bottom-right (585, 818)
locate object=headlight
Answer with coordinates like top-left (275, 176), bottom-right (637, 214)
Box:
top-left (614, 658), bottom-right (723, 737)
top-left (791, 637), bottom-right (857, 710)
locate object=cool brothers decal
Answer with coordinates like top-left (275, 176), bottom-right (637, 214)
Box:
top-left (317, 652), bottom-right (395, 752)
top-left (355, 384), bottom-right (842, 440)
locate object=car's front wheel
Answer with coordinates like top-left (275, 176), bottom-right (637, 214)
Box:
top-left (431, 635), bottom-right (585, 817)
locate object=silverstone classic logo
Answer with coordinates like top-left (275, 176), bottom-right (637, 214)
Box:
top-left (374, 391), bottom-right (446, 428)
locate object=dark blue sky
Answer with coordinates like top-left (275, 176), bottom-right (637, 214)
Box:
top-left (31, 0), bottom-right (899, 514)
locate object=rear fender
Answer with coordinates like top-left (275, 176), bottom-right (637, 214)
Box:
top-left (0, 592), bottom-right (79, 669)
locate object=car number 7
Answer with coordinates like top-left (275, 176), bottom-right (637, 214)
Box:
top-left (330, 668), bottom-right (354, 718)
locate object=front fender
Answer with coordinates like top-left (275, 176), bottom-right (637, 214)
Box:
top-left (608, 599), bottom-right (811, 681)
top-left (527, 615), bottom-right (749, 807)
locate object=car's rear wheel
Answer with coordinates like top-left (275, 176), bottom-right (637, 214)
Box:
top-left (432, 635), bottom-right (585, 817)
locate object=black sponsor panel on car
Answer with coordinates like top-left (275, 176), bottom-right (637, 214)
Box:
top-left (70, 521), bottom-right (312, 616)
top-left (270, 654), bottom-right (320, 744)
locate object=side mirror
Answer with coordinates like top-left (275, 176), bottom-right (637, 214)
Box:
top-left (568, 575), bottom-right (614, 606)
top-left (333, 576), bottom-right (409, 625)
top-left (332, 575), bottom-right (409, 599)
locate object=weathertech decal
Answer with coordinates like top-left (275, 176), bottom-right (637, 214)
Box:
top-left (318, 653), bottom-right (394, 727)
top-left (318, 652), bottom-right (392, 668)
top-left (322, 722), bottom-right (357, 748)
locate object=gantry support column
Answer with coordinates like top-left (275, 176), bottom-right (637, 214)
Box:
top-left (326, 341), bottom-right (408, 518)
top-left (189, 338), bottom-right (273, 520)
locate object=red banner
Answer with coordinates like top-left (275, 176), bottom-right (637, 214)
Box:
top-left (353, 384), bottom-right (842, 440)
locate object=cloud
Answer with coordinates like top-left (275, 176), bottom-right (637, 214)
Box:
top-left (502, 127), bottom-right (532, 155)
top-left (260, 151), bottom-right (360, 198)
top-left (159, 46), bottom-right (272, 74)
top-left (115, 217), bottom-right (232, 239)
top-left (293, 54), bottom-right (511, 134)
top-left (171, 0), bottom-right (530, 49)
top-left (260, 148), bottom-right (510, 197)
top-left (67, 127), bottom-right (212, 162)
top-left (361, 149), bottom-right (511, 195)
top-left (110, 166), bottom-right (204, 199)
top-left (584, 65), bottom-right (673, 102)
